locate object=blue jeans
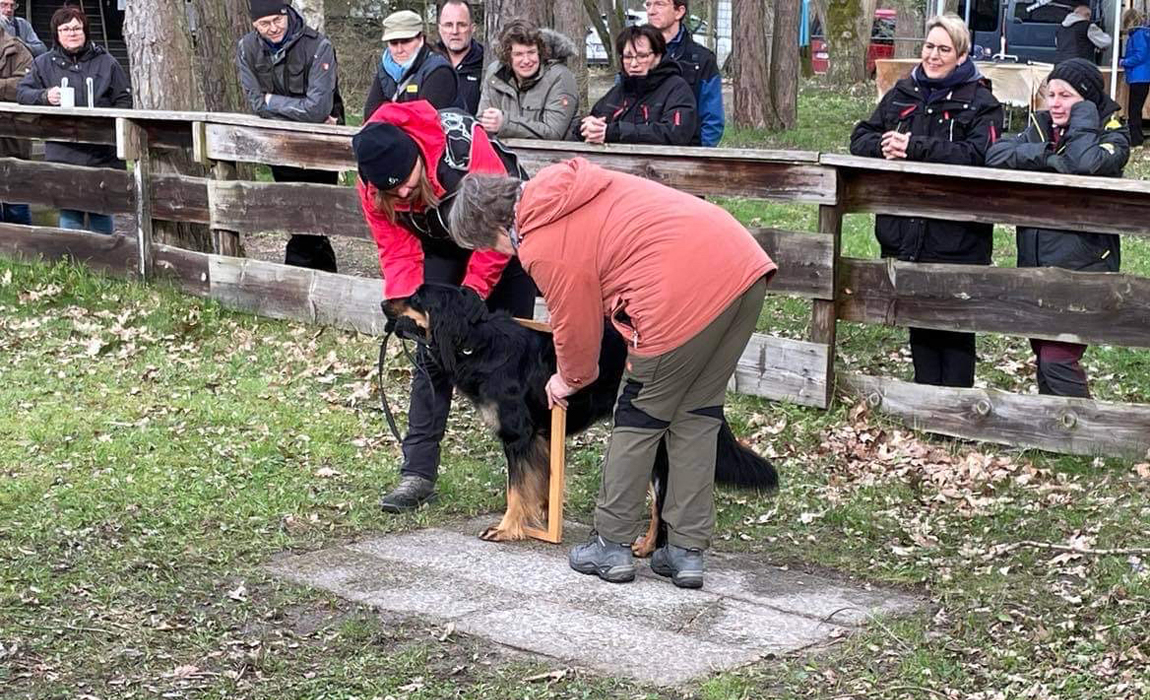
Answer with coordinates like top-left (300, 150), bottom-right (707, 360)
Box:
top-left (59, 209), bottom-right (114, 235)
top-left (1, 203), bottom-right (31, 225)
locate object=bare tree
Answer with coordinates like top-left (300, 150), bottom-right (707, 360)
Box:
top-left (826, 0), bottom-right (879, 84)
top-left (584, 0), bottom-right (622, 72)
top-left (123, 0), bottom-right (212, 251)
top-left (890, 0), bottom-right (923, 59)
top-left (732, 0), bottom-right (800, 131)
top-left (189, 0), bottom-right (251, 113)
top-left (294, 0), bottom-right (325, 33)
top-left (554, 0), bottom-right (589, 110)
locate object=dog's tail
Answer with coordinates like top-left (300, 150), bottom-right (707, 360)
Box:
top-left (714, 420), bottom-right (778, 491)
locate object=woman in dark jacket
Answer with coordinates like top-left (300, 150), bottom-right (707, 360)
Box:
top-left (16, 5), bottom-right (131, 234)
top-left (354, 100), bottom-right (535, 513)
top-left (363, 10), bottom-right (460, 121)
top-left (575, 25), bottom-right (697, 145)
top-left (986, 58), bottom-right (1129, 398)
top-left (849, 13), bottom-right (1003, 388)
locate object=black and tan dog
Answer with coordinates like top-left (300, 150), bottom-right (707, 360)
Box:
top-left (383, 284), bottom-right (778, 550)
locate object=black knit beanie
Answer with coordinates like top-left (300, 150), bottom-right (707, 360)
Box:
top-left (353, 122), bottom-right (421, 191)
top-left (249, 0), bottom-right (288, 21)
top-left (1048, 58), bottom-right (1106, 109)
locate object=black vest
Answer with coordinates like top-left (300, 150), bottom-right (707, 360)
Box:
top-left (240, 24), bottom-right (345, 123)
top-left (375, 44), bottom-right (461, 107)
top-left (1055, 20), bottom-right (1096, 63)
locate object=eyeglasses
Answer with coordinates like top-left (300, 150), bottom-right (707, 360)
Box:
top-left (622, 51), bottom-right (654, 63)
top-left (57, 25), bottom-right (84, 34)
top-left (253, 16), bottom-right (286, 32)
top-left (922, 42), bottom-right (955, 56)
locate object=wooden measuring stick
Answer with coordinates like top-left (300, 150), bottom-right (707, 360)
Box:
top-left (515, 317), bottom-right (567, 544)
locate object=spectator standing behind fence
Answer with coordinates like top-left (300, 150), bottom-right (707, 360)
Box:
top-left (1054, 1), bottom-right (1112, 64)
top-left (575, 25), bottom-right (696, 145)
top-left (0, 0), bottom-right (45, 57)
top-left (477, 19), bottom-right (579, 141)
top-left (1121, 9), bottom-right (1149, 147)
top-left (643, 0), bottom-right (722, 146)
top-left (16, 6), bottom-right (130, 235)
top-left (0, 24), bottom-right (31, 226)
top-left (354, 101), bottom-right (536, 513)
top-left (238, 0), bottom-right (344, 273)
top-left (446, 160), bottom-right (776, 588)
top-left (986, 59), bottom-right (1128, 398)
top-left (435, 0), bottom-right (483, 115)
top-left (364, 10), bottom-right (460, 121)
top-left (849, 14), bottom-right (1003, 389)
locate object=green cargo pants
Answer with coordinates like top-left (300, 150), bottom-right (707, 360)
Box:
top-left (594, 276), bottom-right (767, 550)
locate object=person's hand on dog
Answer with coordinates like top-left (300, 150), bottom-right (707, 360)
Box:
top-left (545, 372), bottom-right (575, 409)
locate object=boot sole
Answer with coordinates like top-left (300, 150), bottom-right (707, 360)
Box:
top-left (651, 562), bottom-right (704, 589)
top-left (571, 561), bottom-right (636, 583)
top-left (380, 492), bottom-right (438, 514)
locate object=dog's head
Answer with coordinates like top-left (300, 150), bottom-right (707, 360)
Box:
top-left (382, 284), bottom-right (489, 372)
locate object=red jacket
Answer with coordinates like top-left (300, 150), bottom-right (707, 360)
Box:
top-left (356, 101), bottom-right (511, 299)
top-left (517, 158), bottom-right (777, 388)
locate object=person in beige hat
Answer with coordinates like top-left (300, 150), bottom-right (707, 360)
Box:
top-left (364, 9), bottom-right (461, 120)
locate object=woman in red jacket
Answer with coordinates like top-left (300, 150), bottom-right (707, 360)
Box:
top-left (354, 100), bottom-right (535, 512)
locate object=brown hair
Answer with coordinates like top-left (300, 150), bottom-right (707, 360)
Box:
top-left (447, 173), bottom-right (521, 250)
top-left (497, 19), bottom-right (548, 66)
top-left (615, 24), bottom-right (666, 60)
top-left (50, 5), bottom-right (88, 42)
top-left (370, 165), bottom-right (441, 225)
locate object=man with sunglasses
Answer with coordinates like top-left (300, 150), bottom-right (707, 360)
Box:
top-left (238, 0), bottom-right (345, 272)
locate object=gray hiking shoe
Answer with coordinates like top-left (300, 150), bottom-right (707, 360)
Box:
top-left (379, 475), bottom-right (437, 513)
top-left (651, 544), bottom-right (705, 589)
top-left (568, 531), bottom-right (636, 583)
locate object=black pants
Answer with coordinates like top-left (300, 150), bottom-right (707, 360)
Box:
top-left (1129, 83), bottom-right (1148, 147)
top-left (270, 165), bottom-right (339, 273)
top-left (1031, 339), bottom-right (1090, 398)
top-left (401, 249), bottom-right (538, 481)
top-left (909, 327), bottom-right (976, 388)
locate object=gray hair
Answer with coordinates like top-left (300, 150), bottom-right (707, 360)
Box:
top-left (924, 13), bottom-right (971, 58)
top-left (447, 173), bottom-right (522, 250)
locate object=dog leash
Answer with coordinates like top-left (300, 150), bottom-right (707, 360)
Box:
top-left (376, 328), bottom-right (434, 446)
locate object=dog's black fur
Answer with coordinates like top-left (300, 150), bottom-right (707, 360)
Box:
top-left (384, 283), bottom-right (778, 547)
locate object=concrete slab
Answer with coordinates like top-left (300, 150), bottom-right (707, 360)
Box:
top-left (265, 516), bottom-right (926, 687)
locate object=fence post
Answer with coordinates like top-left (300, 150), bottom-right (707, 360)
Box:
top-left (193, 121), bottom-right (243, 257)
top-left (810, 172), bottom-right (843, 409)
top-left (115, 117), bottom-right (153, 281)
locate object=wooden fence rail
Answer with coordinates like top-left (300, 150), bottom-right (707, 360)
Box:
top-left (0, 104), bottom-right (1146, 458)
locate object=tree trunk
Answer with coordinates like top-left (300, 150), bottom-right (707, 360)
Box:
top-left (583, 0), bottom-right (617, 72)
top-left (732, 0), bottom-right (799, 131)
top-left (124, 0), bottom-right (212, 252)
top-left (554, 0), bottom-right (589, 111)
top-left (890, 0), bottom-right (922, 59)
top-left (189, 0), bottom-right (250, 114)
top-left (827, 0), bottom-right (878, 84)
top-left (294, 0), bottom-right (324, 33)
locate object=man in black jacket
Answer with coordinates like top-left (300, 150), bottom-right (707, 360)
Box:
top-left (238, 0), bottom-right (344, 272)
top-left (1054, 2), bottom-right (1112, 64)
top-left (435, 0), bottom-right (483, 115)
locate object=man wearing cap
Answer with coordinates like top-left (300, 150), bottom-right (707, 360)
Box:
top-left (354, 101), bottom-right (535, 513)
top-left (987, 57), bottom-right (1129, 397)
top-left (363, 9), bottom-right (461, 121)
top-left (1054, 1), bottom-right (1112, 64)
top-left (436, 0), bottom-right (483, 115)
top-left (238, 0), bottom-right (345, 272)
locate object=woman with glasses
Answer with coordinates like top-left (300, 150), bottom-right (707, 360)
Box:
top-left (848, 14), bottom-right (1003, 389)
top-left (16, 5), bottom-right (130, 235)
top-left (575, 24), bottom-right (696, 145)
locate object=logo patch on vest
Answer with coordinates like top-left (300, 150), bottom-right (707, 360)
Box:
top-left (406, 84), bottom-right (419, 93)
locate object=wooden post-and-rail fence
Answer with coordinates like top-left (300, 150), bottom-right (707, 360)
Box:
top-left (0, 104), bottom-right (1147, 459)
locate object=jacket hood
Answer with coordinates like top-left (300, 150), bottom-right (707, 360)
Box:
top-left (362, 100), bottom-right (449, 198)
top-left (619, 55), bottom-right (682, 94)
top-left (541, 27), bottom-right (577, 64)
top-left (518, 157), bottom-right (609, 237)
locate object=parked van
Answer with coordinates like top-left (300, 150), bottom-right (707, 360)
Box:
top-left (957, 0), bottom-right (1108, 64)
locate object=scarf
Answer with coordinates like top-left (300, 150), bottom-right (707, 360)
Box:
top-left (912, 58), bottom-right (979, 103)
top-left (382, 46), bottom-right (419, 83)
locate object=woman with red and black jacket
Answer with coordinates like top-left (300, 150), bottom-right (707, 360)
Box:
top-left (574, 25), bottom-right (696, 146)
top-left (354, 100), bottom-right (535, 512)
top-left (849, 14), bottom-right (1003, 389)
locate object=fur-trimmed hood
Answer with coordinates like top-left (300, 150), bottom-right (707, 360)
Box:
top-left (539, 27), bottom-right (577, 64)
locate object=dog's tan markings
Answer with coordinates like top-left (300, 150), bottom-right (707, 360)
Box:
top-left (631, 484), bottom-right (659, 557)
top-left (402, 308), bottom-right (429, 329)
top-left (479, 436), bottom-right (550, 542)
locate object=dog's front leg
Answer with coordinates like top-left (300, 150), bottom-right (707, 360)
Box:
top-left (480, 432), bottom-right (549, 542)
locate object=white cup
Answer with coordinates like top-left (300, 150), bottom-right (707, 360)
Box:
top-left (59, 86), bottom-right (75, 108)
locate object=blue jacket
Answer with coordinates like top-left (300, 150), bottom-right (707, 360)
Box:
top-left (666, 24), bottom-right (723, 146)
top-left (1122, 27), bottom-right (1150, 84)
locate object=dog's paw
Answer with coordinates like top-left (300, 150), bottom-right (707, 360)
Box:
top-left (631, 534), bottom-right (657, 558)
top-left (479, 524), bottom-right (527, 542)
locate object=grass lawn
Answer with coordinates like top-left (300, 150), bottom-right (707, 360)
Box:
top-left (2, 82), bottom-right (1149, 699)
